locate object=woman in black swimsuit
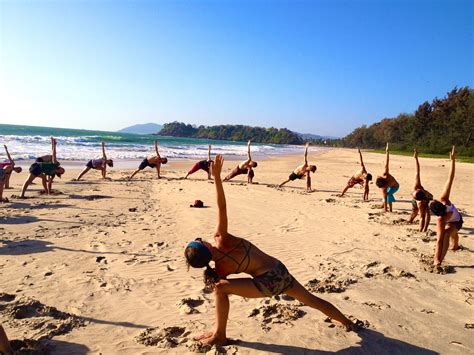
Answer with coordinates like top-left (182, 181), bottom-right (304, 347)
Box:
top-left (185, 155), bottom-right (356, 346)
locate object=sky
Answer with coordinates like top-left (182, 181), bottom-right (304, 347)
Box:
top-left (0, 0), bottom-right (472, 137)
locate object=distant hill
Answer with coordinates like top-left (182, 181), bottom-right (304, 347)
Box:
top-left (298, 132), bottom-right (339, 140)
top-left (118, 123), bottom-right (162, 135)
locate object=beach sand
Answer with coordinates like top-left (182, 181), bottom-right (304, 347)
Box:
top-left (1, 148), bottom-right (473, 354)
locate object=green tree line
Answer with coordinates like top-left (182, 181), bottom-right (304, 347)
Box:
top-left (158, 123), bottom-right (304, 145)
top-left (337, 87), bottom-right (473, 156)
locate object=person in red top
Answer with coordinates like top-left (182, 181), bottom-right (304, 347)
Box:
top-left (185, 144), bottom-right (213, 180)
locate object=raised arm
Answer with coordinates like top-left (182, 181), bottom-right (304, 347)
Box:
top-left (247, 140), bottom-right (252, 162)
top-left (304, 142), bottom-right (309, 165)
top-left (208, 144), bottom-right (211, 161)
top-left (154, 140), bottom-right (160, 158)
top-left (211, 155), bottom-right (228, 238)
top-left (440, 146), bottom-right (456, 202)
top-left (4, 145), bottom-right (14, 165)
top-left (384, 142), bottom-right (389, 175)
top-left (413, 148), bottom-right (421, 189)
top-left (52, 137), bottom-right (58, 163)
top-left (101, 141), bottom-right (107, 159)
top-left (358, 148), bottom-right (366, 172)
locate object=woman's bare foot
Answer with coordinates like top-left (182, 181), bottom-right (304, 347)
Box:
top-left (200, 332), bottom-right (227, 346)
top-left (193, 331), bottom-right (214, 341)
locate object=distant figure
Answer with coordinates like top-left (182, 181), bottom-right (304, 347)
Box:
top-left (408, 149), bottom-right (433, 232)
top-left (129, 140), bottom-right (168, 179)
top-left (20, 137), bottom-right (65, 198)
top-left (2, 144), bottom-right (23, 189)
top-left (430, 146), bottom-right (463, 266)
top-left (375, 143), bottom-right (399, 212)
top-left (223, 140), bottom-right (257, 184)
top-left (76, 142), bottom-right (114, 180)
top-left (185, 144), bottom-right (213, 180)
top-left (339, 148), bottom-right (372, 200)
top-left (185, 155), bottom-right (357, 346)
top-left (279, 143), bottom-right (316, 192)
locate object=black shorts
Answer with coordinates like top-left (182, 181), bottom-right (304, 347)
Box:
top-left (289, 172), bottom-right (303, 181)
top-left (449, 215), bottom-right (463, 231)
top-left (86, 160), bottom-right (94, 168)
top-left (29, 163), bottom-right (42, 177)
top-left (139, 158), bottom-right (156, 170)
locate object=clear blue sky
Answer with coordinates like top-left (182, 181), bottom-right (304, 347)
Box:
top-left (0, 0), bottom-right (472, 136)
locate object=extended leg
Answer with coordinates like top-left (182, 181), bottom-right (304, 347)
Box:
top-left (76, 166), bottom-right (91, 181)
top-left (279, 179), bottom-right (291, 188)
top-left (20, 174), bottom-right (37, 198)
top-left (285, 280), bottom-right (352, 328)
top-left (129, 169), bottom-right (141, 180)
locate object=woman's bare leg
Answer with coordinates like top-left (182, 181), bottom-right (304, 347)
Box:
top-left (285, 280), bottom-right (353, 328)
top-left (440, 226), bottom-right (456, 262)
top-left (20, 174), bottom-right (36, 198)
top-left (199, 278), bottom-right (263, 345)
top-left (76, 166), bottom-right (91, 181)
top-left (0, 325), bottom-right (12, 354)
top-left (450, 229), bottom-right (459, 250)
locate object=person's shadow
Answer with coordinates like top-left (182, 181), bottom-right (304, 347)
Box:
top-left (235, 328), bottom-right (438, 354)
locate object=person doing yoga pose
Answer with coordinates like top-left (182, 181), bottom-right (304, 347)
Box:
top-left (129, 140), bottom-right (168, 179)
top-left (76, 142), bottom-right (113, 181)
top-left (185, 144), bottom-right (213, 180)
top-left (339, 148), bottom-right (372, 200)
top-left (429, 146), bottom-right (463, 266)
top-left (408, 149), bottom-right (433, 232)
top-left (1, 145), bottom-right (22, 190)
top-left (375, 143), bottom-right (399, 212)
top-left (279, 143), bottom-right (316, 192)
top-left (185, 155), bottom-right (356, 346)
top-left (20, 137), bottom-right (65, 198)
top-left (223, 141), bottom-right (257, 184)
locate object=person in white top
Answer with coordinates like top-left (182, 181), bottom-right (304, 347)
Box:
top-left (429, 146), bottom-right (463, 266)
top-left (76, 142), bottom-right (113, 181)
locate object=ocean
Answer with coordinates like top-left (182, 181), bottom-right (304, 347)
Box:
top-left (0, 124), bottom-right (308, 161)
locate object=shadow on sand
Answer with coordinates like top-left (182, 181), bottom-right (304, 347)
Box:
top-left (236, 328), bottom-right (438, 354)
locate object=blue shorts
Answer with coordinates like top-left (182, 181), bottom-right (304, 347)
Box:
top-left (385, 184), bottom-right (399, 203)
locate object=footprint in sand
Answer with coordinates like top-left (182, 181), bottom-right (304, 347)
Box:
top-left (249, 303), bottom-right (306, 332)
top-left (417, 253), bottom-right (456, 274)
top-left (176, 297), bottom-right (205, 314)
top-left (363, 262), bottom-right (416, 280)
top-left (0, 293), bottom-right (84, 340)
top-left (305, 274), bottom-right (358, 293)
top-left (136, 326), bottom-right (199, 349)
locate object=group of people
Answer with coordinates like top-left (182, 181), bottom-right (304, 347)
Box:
top-left (0, 138), bottom-right (465, 348)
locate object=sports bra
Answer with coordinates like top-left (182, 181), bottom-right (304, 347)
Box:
top-left (214, 239), bottom-right (252, 274)
top-left (445, 203), bottom-right (461, 223)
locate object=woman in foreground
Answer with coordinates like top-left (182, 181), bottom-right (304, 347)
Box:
top-left (430, 146), bottom-right (463, 266)
top-left (185, 155), bottom-right (356, 346)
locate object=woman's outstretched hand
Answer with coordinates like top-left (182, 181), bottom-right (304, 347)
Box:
top-left (450, 145), bottom-right (456, 160)
top-left (212, 154), bottom-right (224, 178)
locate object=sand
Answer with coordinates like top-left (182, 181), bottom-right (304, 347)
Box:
top-left (1, 148), bottom-right (473, 354)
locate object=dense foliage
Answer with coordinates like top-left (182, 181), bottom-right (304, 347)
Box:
top-left (339, 87), bottom-right (473, 156)
top-left (158, 122), bottom-right (304, 144)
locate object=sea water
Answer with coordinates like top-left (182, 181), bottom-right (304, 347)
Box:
top-left (0, 124), bottom-right (310, 161)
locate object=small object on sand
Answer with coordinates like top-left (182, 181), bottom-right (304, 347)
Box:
top-left (128, 207), bottom-right (137, 212)
top-left (190, 200), bottom-right (204, 208)
top-left (96, 256), bottom-right (107, 264)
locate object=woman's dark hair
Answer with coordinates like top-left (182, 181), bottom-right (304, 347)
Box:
top-left (161, 157), bottom-right (168, 164)
top-left (375, 177), bottom-right (387, 188)
top-left (310, 165), bottom-right (317, 173)
top-left (366, 173), bottom-right (372, 181)
top-left (107, 159), bottom-right (114, 167)
top-left (250, 161), bottom-right (258, 168)
top-left (414, 189), bottom-right (427, 201)
top-left (185, 244), bottom-right (220, 289)
top-left (429, 200), bottom-right (447, 216)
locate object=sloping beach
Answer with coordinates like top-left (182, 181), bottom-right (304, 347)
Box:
top-left (1, 148), bottom-right (473, 354)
